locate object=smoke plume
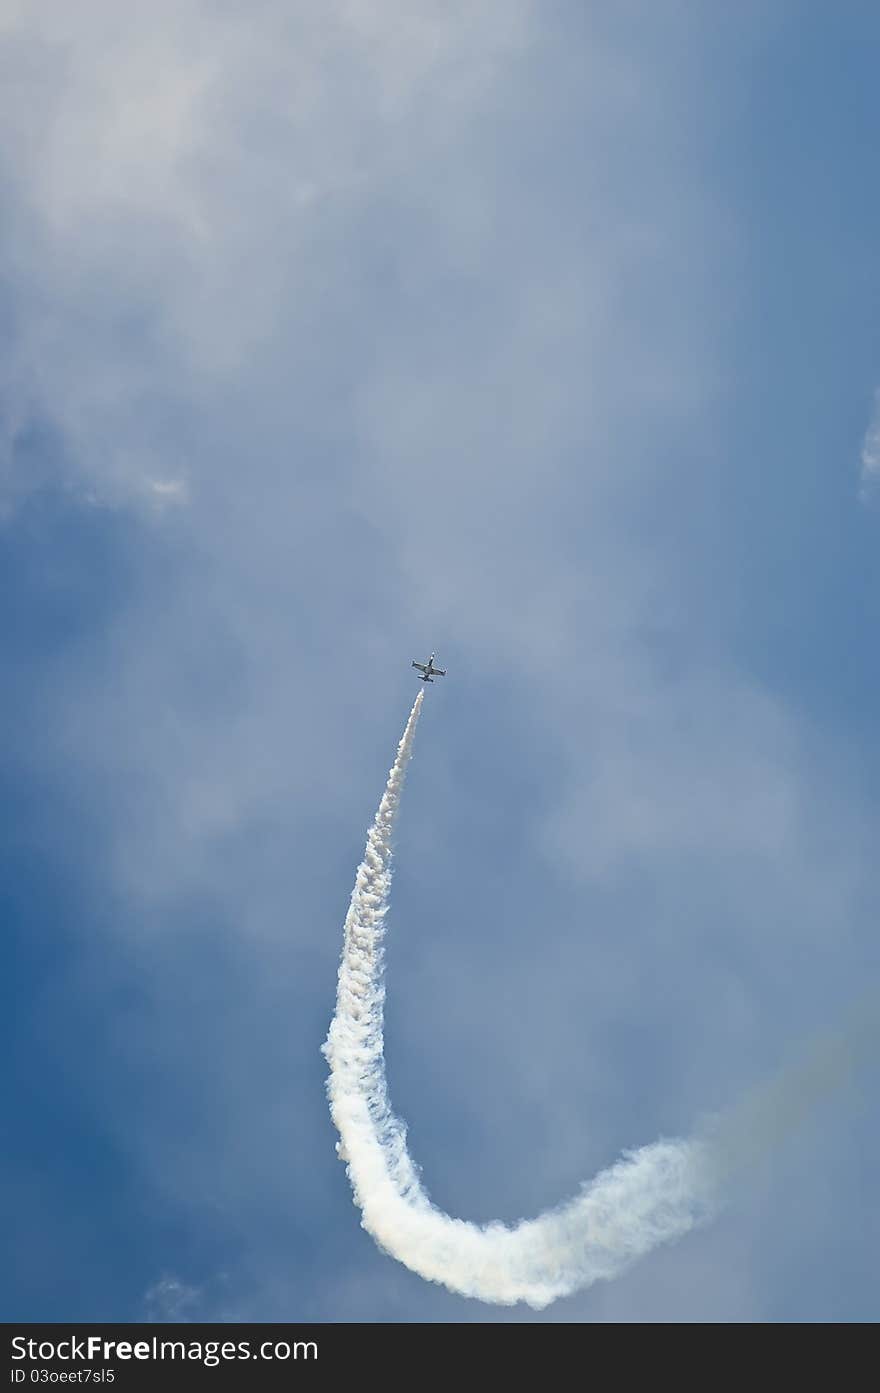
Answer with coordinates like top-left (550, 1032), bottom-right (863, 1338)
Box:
top-left (323, 694), bottom-right (721, 1307)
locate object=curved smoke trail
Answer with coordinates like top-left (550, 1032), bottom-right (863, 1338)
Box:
top-left (323, 694), bottom-right (719, 1307)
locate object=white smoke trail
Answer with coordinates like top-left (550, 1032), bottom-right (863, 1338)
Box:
top-left (323, 693), bottom-right (719, 1307)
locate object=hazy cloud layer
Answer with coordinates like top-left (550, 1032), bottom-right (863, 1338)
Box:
top-left (3, 2), bottom-right (878, 1322)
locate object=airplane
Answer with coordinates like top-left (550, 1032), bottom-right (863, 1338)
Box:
top-left (412, 651), bottom-right (446, 682)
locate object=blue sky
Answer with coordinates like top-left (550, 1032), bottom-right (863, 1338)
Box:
top-left (2, 2), bottom-right (879, 1321)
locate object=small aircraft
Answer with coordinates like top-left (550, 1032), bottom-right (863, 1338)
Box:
top-left (412, 652), bottom-right (446, 682)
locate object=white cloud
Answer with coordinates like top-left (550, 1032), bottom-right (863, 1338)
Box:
top-left (859, 389), bottom-right (880, 498)
top-left (0, 0), bottom-right (535, 510)
top-left (145, 477), bottom-right (188, 506)
top-left (143, 1274), bottom-right (211, 1322)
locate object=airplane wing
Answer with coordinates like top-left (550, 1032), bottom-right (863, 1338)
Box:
top-left (434, 668), bottom-right (446, 676)
top-left (412, 662), bottom-right (428, 672)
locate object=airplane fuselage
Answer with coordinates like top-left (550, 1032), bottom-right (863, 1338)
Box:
top-left (412, 651), bottom-right (446, 682)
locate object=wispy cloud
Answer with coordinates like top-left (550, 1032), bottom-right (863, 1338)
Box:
top-left (859, 389), bottom-right (880, 499)
top-left (143, 1275), bottom-right (203, 1323)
